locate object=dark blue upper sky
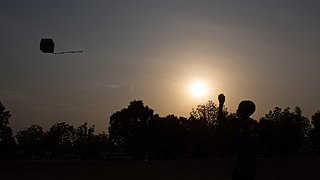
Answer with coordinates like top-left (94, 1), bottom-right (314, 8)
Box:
top-left (1, 1), bottom-right (320, 133)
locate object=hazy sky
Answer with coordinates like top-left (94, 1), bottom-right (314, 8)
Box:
top-left (1, 1), bottom-right (320, 133)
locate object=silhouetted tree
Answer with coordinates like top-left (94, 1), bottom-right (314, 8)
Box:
top-left (45, 122), bottom-right (75, 156)
top-left (73, 122), bottom-right (95, 158)
top-left (211, 113), bottom-right (235, 157)
top-left (74, 123), bottom-right (94, 144)
top-left (188, 100), bottom-right (231, 157)
top-left (148, 114), bottom-right (167, 159)
top-left (189, 100), bottom-right (220, 126)
top-left (93, 132), bottom-right (109, 150)
top-left (309, 111), bottom-right (320, 153)
top-left (172, 116), bottom-right (190, 158)
top-left (16, 125), bottom-right (45, 157)
top-left (108, 100), bottom-right (154, 158)
top-left (189, 101), bottom-right (216, 157)
top-left (148, 115), bottom-right (190, 159)
top-left (259, 107), bottom-right (311, 156)
top-left (0, 101), bottom-right (15, 158)
top-left (187, 115), bottom-right (211, 158)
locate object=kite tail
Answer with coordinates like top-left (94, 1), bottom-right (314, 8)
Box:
top-left (54, 51), bottom-right (83, 54)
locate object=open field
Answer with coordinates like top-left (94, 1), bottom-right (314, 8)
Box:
top-left (1, 157), bottom-right (320, 180)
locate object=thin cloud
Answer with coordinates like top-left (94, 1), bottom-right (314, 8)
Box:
top-left (91, 82), bottom-right (119, 89)
top-left (0, 91), bottom-right (26, 99)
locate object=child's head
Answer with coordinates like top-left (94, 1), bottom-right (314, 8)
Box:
top-left (236, 100), bottom-right (256, 118)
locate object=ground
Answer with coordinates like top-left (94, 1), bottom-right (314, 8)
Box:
top-left (1, 157), bottom-right (319, 180)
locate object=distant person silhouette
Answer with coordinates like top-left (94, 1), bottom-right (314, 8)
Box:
top-left (218, 94), bottom-right (258, 180)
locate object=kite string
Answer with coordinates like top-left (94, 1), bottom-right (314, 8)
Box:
top-left (83, 53), bottom-right (188, 87)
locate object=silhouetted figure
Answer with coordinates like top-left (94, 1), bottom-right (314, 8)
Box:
top-left (218, 94), bottom-right (258, 180)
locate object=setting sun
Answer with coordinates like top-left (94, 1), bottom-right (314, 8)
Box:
top-left (191, 82), bottom-right (208, 97)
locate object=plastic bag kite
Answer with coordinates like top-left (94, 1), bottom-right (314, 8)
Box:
top-left (40, 38), bottom-right (83, 54)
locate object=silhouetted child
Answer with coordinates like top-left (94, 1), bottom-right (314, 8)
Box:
top-left (218, 94), bottom-right (258, 180)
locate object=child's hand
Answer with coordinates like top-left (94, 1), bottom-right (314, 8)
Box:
top-left (218, 94), bottom-right (225, 105)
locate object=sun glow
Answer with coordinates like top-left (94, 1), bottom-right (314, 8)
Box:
top-left (191, 82), bottom-right (208, 97)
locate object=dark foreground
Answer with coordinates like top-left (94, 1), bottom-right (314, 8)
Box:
top-left (1, 157), bottom-right (319, 180)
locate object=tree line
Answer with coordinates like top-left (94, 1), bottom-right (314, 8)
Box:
top-left (0, 100), bottom-right (320, 160)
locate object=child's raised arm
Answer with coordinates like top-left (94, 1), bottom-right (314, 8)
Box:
top-left (217, 94), bottom-right (226, 122)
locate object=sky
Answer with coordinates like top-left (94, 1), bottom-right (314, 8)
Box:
top-left (1, 1), bottom-right (320, 134)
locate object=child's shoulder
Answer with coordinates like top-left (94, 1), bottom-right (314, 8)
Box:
top-left (248, 118), bottom-right (258, 123)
